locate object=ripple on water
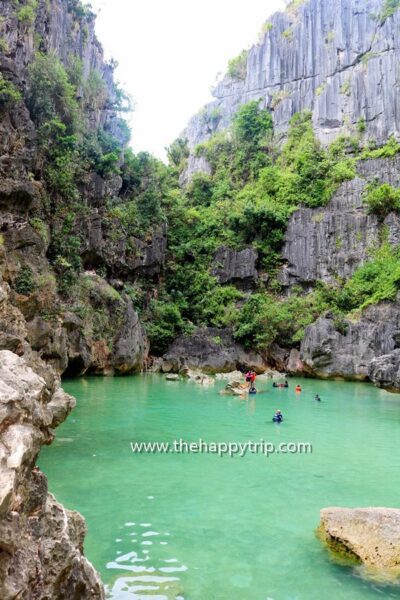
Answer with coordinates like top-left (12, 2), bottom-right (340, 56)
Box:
top-left (105, 521), bottom-right (187, 599)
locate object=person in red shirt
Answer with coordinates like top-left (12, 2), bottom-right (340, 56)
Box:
top-left (245, 371), bottom-right (252, 388)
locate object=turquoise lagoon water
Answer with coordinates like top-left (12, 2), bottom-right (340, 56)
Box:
top-left (39, 375), bottom-right (400, 600)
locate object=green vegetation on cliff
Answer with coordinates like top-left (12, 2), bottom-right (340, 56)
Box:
top-left (22, 45), bottom-right (400, 357)
top-left (135, 104), bottom-right (360, 353)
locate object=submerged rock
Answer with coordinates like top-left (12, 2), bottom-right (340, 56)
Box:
top-left (318, 507), bottom-right (400, 582)
top-left (0, 350), bottom-right (104, 599)
top-left (220, 380), bottom-right (249, 395)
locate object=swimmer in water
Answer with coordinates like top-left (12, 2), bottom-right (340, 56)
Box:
top-left (315, 394), bottom-right (321, 402)
top-left (272, 409), bottom-right (283, 423)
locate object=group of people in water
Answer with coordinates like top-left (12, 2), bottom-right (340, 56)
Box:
top-left (242, 371), bottom-right (321, 423)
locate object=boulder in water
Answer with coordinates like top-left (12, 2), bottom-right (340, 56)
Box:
top-left (215, 370), bottom-right (243, 381)
top-left (220, 380), bottom-right (249, 396)
top-left (185, 369), bottom-right (214, 386)
top-left (165, 373), bottom-right (180, 381)
top-left (318, 507), bottom-right (400, 582)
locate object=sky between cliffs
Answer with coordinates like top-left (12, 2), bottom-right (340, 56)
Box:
top-left (90, 0), bottom-right (284, 160)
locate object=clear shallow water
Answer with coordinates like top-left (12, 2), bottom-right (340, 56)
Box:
top-left (39, 375), bottom-right (400, 600)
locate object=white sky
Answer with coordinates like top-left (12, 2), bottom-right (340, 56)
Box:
top-left (90, 0), bottom-right (285, 160)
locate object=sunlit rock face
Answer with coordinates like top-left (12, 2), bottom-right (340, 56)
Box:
top-left (183, 0), bottom-right (400, 179)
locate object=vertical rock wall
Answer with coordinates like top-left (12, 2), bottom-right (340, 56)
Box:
top-left (183, 0), bottom-right (400, 178)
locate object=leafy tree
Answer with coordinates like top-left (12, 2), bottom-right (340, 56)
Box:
top-left (14, 265), bottom-right (35, 296)
top-left (166, 137), bottom-right (189, 170)
top-left (27, 52), bottom-right (78, 129)
top-left (232, 100), bottom-right (273, 144)
top-left (227, 50), bottom-right (248, 80)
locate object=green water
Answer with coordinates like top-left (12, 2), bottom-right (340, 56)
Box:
top-left (39, 375), bottom-right (400, 600)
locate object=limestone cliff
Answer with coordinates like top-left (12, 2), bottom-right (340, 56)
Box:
top-left (183, 0), bottom-right (400, 180)
top-left (0, 0), bottom-right (161, 377)
top-left (280, 156), bottom-right (400, 291)
top-left (0, 0), bottom-right (157, 594)
top-left (178, 0), bottom-right (400, 391)
top-left (0, 346), bottom-right (104, 598)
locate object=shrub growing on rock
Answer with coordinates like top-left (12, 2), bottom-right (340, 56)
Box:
top-left (364, 183), bottom-right (400, 218)
top-left (14, 265), bottom-right (35, 296)
top-left (0, 75), bottom-right (21, 110)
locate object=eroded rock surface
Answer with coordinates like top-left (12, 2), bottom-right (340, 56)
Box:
top-left (0, 350), bottom-right (104, 599)
top-left (162, 327), bottom-right (268, 373)
top-left (211, 246), bottom-right (258, 289)
top-left (300, 298), bottom-right (400, 385)
top-left (319, 507), bottom-right (400, 580)
top-left (279, 156), bottom-right (400, 291)
top-left (183, 0), bottom-right (400, 180)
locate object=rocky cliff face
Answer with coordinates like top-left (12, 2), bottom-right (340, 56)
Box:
top-left (280, 156), bottom-right (400, 291)
top-left (299, 297), bottom-right (400, 384)
top-left (211, 245), bottom-right (258, 289)
top-left (178, 0), bottom-right (400, 391)
top-left (0, 0), bottom-right (164, 377)
top-left (0, 348), bottom-right (104, 599)
top-left (0, 0), bottom-right (160, 593)
top-left (162, 327), bottom-right (268, 374)
top-left (183, 0), bottom-right (400, 179)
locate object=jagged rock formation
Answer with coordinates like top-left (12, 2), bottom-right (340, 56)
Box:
top-left (280, 156), bottom-right (400, 291)
top-left (299, 297), bottom-right (400, 386)
top-left (318, 507), bottom-right (400, 581)
top-left (0, 349), bottom-right (104, 599)
top-left (0, 0), bottom-right (158, 593)
top-left (183, 0), bottom-right (400, 179)
top-left (0, 0), bottom-right (164, 376)
top-left (179, 0), bottom-right (400, 391)
top-left (162, 327), bottom-right (268, 374)
top-left (211, 245), bottom-right (258, 289)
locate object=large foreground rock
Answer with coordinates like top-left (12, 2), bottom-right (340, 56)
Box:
top-left (319, 507), bottom-right (400, 580)
top-left (162, 327), bottom-right (268, 373)
top-left (0, 350), bottom-right (104, 599)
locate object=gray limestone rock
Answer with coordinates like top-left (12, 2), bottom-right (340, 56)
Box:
top-left (112, 300), bottom-right (149, 374)
top-left (162, 327), bottom-right (268, 374)
top-left (279, 156), bottom-right (400, 291)
top-left (182, 0), bottom-right (400, 181)
top-left (369, 349), bottom-right (400, 391)
top-left (0, 350), bottom-right (104, 599)
top-left (211, 246), bottom-right (258, 289)
top-left (300, 298), bottom-right (400, 385)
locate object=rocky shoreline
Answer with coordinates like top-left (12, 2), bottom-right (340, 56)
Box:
top-left (154, 320), bottom-right (400, 394)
